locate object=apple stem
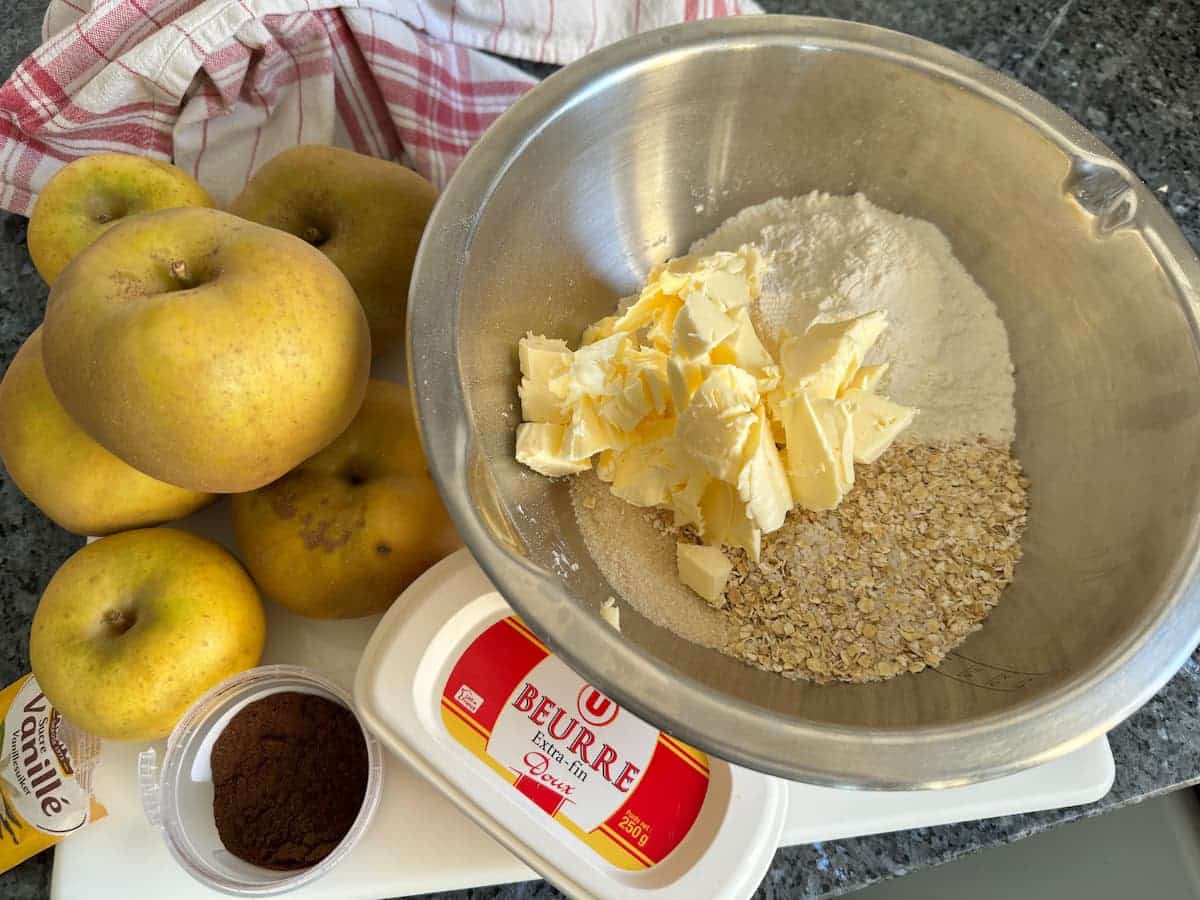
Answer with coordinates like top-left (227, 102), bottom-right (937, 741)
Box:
top-left (302, 226), bottom-right (324, 245)
top-left (101, 608), bottom-right (136, 636)
top-left (169, 259), bottom-right (193, 288)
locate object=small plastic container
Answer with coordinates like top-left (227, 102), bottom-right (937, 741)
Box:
top-left (138, 665), bottom-right (384, 896)
top-left (355, 549), bottom-right (788, 900)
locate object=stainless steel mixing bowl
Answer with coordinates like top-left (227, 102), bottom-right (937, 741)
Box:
top-left (408, 16), bottom-right (1200, 787)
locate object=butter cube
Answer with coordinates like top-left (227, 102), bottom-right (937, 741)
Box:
top-left (613, 284), bottom-right (681, 334)
top-left (647, 247), bottom-right (760, 307)
top-left (813, 397), bottom-right (856, 490)
top-left (670, 473), bottom-right (710, 532)
top-left (598, 375), bottom-right (653, 432)
top-left (596, 450), bottom-right (618, 482)
top-left (736, 407), bottom-right (793, 534)
top-left (677, 367), bottom-right (760, 483)
top-left (676, 543), bottom-right (733, 603)
top-left (518, 333), bottom-right (573, 423)
top-left (519, 378), bottom-right (570, 424)
top-left (628, 415), bottom-right (676, 446)
top-left (569, 333), bottom-right (628, 398)
top-left (519, 333), bottom-right (572, 382)
top-left (672, 291), bottom-right (738, 359)
top-left (754, 364), bottom-right (782, 394)
top-left (626, 247), bottom-right (762, 357)
top-left (680, 409), bottom-right (756, 484)
top-left (626, 348), bottom-right (670, 414)
top-left (778, 393), bottom-right (847, 511)
top-left (699, 270), bottom-right (751, 310)
top-left (600, 596), bottom-right (621, 631)
top-left (645, 304), bottom-right (679, 353)
top-left (582, 316), bottom-right (619, 346)
top-left (657, 247), bottom-right (760, 308)
top-left (700, 480), bottom-right (761, 561)
top-left (700, 364), bottom-right (760, 407)
top-left (562, 398), bottom-right (623, 460)
top-left (843, 389), bottom-right (916, 463)
top-left (778, 311), bottom-right (888, 400)
top-left (668, 356), bottom-right (707, 414)
top-left (805, 311), bottom-right (888, 357)
top-left (610, 442), bottom-right (678, 508)
top-left (655, 254), bottom-right (707, 295)
top-left (515, 423), bottom-right (591, 477)
top-left (712, 307), bottom-right (775, 374)
top-left (731, 245), bottom-right (763, 296)
top-left (845, 363), bottom-right (889, 394)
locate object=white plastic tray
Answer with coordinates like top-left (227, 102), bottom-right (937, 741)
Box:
top-left (51, 499), bottom-right (1114, 899)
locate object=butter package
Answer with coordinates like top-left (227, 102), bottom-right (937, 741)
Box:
top-left (0, 674), bottom-right (106, 873)
top-left (355, 549), bottom-right (787, 900)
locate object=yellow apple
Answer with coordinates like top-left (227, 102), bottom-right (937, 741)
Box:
top-left (229, 145), bottom-right (436, 356)
top-left (28, 153), bottom-right (213, 286)
top-left (42, 207), bottom-right (371, 493)
top-left (0, 327), bottom-right (214, 535)
top-left (232, 379), bottom-right (460, 618)
top-left (29, 528), bottom-right (266, 741)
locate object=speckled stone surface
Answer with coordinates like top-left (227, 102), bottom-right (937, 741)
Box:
top-left (0, 1), bottom-right (1197, 898)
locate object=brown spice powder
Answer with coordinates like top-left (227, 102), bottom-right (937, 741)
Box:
top-left (211, 691), bottom-right (369, 870)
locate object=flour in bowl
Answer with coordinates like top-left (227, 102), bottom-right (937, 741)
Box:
top-left (690, 192), bottom-right (1016, 445)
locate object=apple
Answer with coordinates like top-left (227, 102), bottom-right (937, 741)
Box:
top-left (0, 327), bottom-right (214, 534)
top-left (41, 206), bottom-right (371, 493)
top-left (27, 153), bottom-right (213, 286)
top-left (229, 145), bottom-right (436, 356)
top-left (232, 379), bottom-right (460, 618)
top-left (29, 528), bottom-right (266, 741)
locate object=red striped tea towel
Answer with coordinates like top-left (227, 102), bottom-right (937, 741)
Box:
top-left (0, 0), bottom-right (759, 214)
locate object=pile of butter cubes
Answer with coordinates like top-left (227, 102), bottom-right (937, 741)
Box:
top-left (515, 246), bottom-right (916, 603)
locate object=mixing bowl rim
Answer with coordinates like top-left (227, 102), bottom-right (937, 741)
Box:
top-left (408, 14), bottom-right (1200, 787)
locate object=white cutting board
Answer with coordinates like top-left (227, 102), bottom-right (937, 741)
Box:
top-left (52, 499), bottom-right (1115, 899)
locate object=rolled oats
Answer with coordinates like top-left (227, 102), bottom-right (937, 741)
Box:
top-left (700, 440), bottom-right (1028, 684)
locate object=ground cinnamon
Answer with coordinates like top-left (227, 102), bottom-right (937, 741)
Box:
top-left (210, 691), bottom-right (368, 870)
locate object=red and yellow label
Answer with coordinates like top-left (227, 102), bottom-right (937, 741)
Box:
top-left (441, 617), bottom-right (709, 870)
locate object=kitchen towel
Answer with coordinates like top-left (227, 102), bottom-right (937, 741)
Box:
top-left (0, 0), bottom-right (760, 214)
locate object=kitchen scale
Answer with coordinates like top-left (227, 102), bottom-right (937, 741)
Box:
top-left (52, 499), bottom-right (1114, 900)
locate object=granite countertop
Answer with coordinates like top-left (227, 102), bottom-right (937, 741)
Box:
top-left (0, 1), bottom-right (1197, 898)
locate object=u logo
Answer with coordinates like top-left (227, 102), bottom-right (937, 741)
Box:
top-left (576, 685), bottom-right (619, 727)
